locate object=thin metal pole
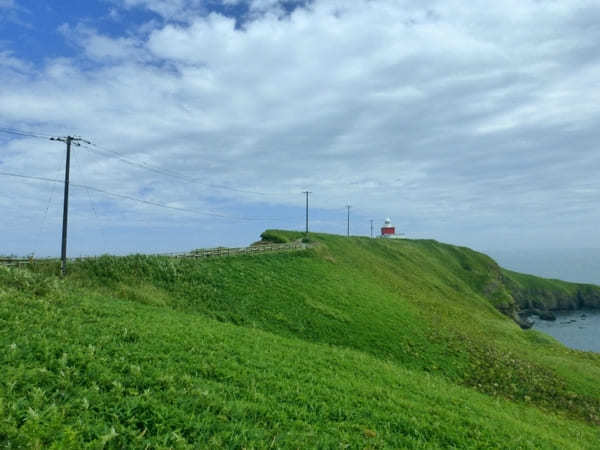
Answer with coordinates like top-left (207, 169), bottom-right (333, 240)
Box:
top-left (346, 205), bottom-right (351, 237)
top-left (370, 219), bottom-right (373, 238)
top-left (303, 191), bottom-right (311, 234)
top-left (60, 136), bottom-right (72, 276)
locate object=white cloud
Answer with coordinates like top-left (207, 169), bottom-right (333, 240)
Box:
top-left (0, 50), bottom-right (31, 72)
top-left (115, 0), bottom-right (311, 21)
top-left (117, 0), bottom-right (208, 20)
top-left (2, 0), bottom-right (600, 254)
top-left (59, 23), bottom-right (148, 62)
top-left (0, 0), bottom-right (15, 9)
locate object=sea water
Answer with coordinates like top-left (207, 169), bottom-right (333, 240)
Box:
top-left (531, 310), bottom-right (600, 353)
top-left (486, 248), bottom-right (600, 286)
top-left (484, 248), bottom-right (600, 352)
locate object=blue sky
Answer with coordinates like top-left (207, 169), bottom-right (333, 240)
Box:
top-left (1, 0), bottom-right (600, 257)
top-left (2, 1), bottom-right (133, 61)
top-left (0, 0), bottom-right (252, 64)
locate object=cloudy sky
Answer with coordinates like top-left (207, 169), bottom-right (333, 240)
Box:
top-left (1, 0), bottom-right (599, 257)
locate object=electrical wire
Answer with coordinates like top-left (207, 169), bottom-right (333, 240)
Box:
top-left (32, 157), bottom-right (63, 253)
top-left (80, 143), bottom-right (195, 183)
top-left (72, 145), bottom-right (110, 253)
top-left (1, 125), bottom-right (296, 197)
top-left (80, 142), bottom-right (286, 197)
top-left (0, 127), bottom-right (54, 140)
top-left (0, 170), bottom-right (295, 223)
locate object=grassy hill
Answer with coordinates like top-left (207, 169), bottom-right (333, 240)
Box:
top-left (2, 231), bottom-right (600, 448)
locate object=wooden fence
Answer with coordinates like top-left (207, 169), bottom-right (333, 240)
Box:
top-left (0, 257), bottom-right (31, 267)
top-left (0, 242), bottom-right (307, 266)
top-left (165, 242), bottom-right (306, 259)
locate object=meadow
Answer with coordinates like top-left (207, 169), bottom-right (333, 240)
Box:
top-left (2, 230), bottom-right (600, 448)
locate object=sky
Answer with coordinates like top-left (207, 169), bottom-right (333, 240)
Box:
top-left (1, 0), bottom-right (600, 258)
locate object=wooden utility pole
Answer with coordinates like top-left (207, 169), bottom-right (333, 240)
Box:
top-left (50, 135), bottom-right (91, 276)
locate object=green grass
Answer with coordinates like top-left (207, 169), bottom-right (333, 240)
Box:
top-left (2, 230), bottom-right (600, 447)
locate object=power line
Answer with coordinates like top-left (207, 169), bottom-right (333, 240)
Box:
top-left (1, 125), bottom-right (363, 201)
top-left (0, 170), bottom-right (225, 217)
top-left (0, 170), bottom-right (294, 223)
top-left (33, 155), bottom-right (63, 253)
top-left (0, 127), bottom-right (54, 140)
top-left (72, 145), bottom-right (109, 255)
top-left (81, 143), bottom-right (284, 197)
top-left (1, 125), bottom-right (284, 197)
top-left (0, 171), bottom-right (62, 185)
top-left (80, 184), bottom-right (293, 222)
top-left (81, 143), bottom-right (194, 183)
top-left (2, 126), bottom-right (372, 218)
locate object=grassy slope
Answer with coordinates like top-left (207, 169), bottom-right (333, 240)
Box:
top-left (2, 231), bottom-right (600, 447)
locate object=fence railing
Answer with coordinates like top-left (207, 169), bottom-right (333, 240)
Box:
top-left (0, 257), bottom-right (32, 267)
top-left (0, 242), bottom-right (307, 266)
top-left (164, 242), bottom-right (306, 258)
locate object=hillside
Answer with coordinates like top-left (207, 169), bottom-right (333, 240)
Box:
top-left (503, 268), bottom-right (600, 314)
top-left (2, 231), bottom-right (600, 448)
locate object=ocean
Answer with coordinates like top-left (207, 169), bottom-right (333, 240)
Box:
top-left (486, 248), bottom-right (600, 286)
top-left (485, 248), bottom-right (600, 352)
top-left (531, 310), bottom-right (600, 353)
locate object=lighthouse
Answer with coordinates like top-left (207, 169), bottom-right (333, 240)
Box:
top-left (381, 218), bottom-right (396, 238)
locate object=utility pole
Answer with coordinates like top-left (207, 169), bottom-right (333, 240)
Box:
top-left (303, 191), bottom-right (311, 234)
top-left (346, 204), bottom-right (351, 238)
top-left (50, 135), bottom-right (91, 276)
top-left (370, 219), bottom-right (374, 239)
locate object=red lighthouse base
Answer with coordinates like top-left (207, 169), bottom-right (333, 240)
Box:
top-left (381, 227), bottom-right (395, 236)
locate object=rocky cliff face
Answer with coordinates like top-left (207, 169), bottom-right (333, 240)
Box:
top-left (496, 269), bottom-right (600, 326)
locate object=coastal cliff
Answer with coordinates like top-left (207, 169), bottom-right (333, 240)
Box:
top-left (501, 269), bottom-right (600, 322)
